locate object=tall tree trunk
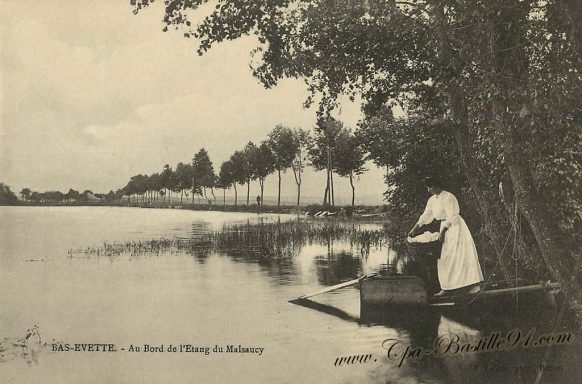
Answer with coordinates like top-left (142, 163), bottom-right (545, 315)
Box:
top-left (328, 146), bottom-right (333, 205)
top-left (349, 172), bottom-right (355, 207)
top-left (292, 167), bottom-right (302, 206)
top-left (323, 169), bottom-right (329, 205)
top-left (223, 189), bottom-right (226, 206)
top-left (192, 177), bottom-right (196, 205)
top-left (260, 178), bottom-right (265, 206)
top-left (297, 183), bottom-right (301, 207)
top-left (233, 184), bottom-right (238, 206)
top-left (329, 145), bottom-right (335, 206)
top-left (330, 169), bottom-right (335, 206)
top-left (323, 146), bottom-right (331, 205)
top-left (277, 169), bottom-right (282, 206)
top-left (246, 181), bottom-right (250, 205)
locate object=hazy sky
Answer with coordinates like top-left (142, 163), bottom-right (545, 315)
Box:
top-left (0, 0), bottom-right (386, 204)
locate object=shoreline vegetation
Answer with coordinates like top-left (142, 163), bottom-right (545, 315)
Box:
top-left (0, 199), bottom-right (386, 219)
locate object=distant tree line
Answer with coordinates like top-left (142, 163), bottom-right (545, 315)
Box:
top-left (1, 120), bottom-right (371, 208)
top-left (9, 187), bottom-right (121, 203)
top-left (0, 183), bottom-right (18, 203)
top-left (121, 121), bottom-right (367, 207)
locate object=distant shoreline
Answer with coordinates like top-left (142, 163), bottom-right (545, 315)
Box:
top-left (0, 201), bottom-right (387, 219)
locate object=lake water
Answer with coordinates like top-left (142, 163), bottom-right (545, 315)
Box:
top-left (0, 206), bottom-right (580, 384)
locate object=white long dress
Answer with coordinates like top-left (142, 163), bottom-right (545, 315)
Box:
top-left (416, 190), bottom-right (484, 290)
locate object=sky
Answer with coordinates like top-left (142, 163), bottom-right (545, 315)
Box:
top-left (0, 0), bottom-right (386, 205)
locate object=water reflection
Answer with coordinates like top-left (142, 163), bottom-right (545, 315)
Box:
top-left (359, 305), bottom-right (580, 383)
top-left (83, 218), bottom-right (390, 289)
top-left (2, 207), bottom-right (581, 384)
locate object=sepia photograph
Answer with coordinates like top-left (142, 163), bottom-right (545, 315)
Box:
top-left (1, 1), bottom-right (580, 383)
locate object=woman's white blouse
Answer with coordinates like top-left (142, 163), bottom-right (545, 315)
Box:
top-left (416, 190), bottom-right (461, 229)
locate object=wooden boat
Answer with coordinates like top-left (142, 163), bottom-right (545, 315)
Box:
top-left (290, 274), bottom-right (560, 326)
top-left (360, 275), bottom-right (560, 311)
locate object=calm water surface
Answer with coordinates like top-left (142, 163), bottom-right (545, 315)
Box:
top-left (0, 206), bottom-right (580, 384)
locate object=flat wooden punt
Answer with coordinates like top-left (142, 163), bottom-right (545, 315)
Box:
top-left (360, 275), bottom-right (559, 308)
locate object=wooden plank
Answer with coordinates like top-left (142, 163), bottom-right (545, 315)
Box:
top-left (430, 302), bottom-right (457, 307)
top-left (429, 282), bottom-right (560, 305)
top-left (477, 283), bottom-right (559, 297)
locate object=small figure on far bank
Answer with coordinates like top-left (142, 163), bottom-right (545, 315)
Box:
top-left (256, 195), bottom-right (261, 206)
top-left (408, 177), bottom-right (484, 297)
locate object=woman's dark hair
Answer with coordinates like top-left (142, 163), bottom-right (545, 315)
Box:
top-left (423, 176), bottom-right (444, 189)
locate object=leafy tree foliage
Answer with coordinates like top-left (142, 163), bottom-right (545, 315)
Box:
top-left (307, 117), bottom-right (343, 205)
top-left (105, 191), bottom-right (117, 201)
top-left (0, 183), bottom-right (18, 203)
top-left (160, 164), bottom-right (178, 202)
top-left (20, 188), bottom-right (32, 201)
top-left (192, 148), bottom-right (216, 199)
top-left (291, 128), bottom-right (309, 206)
top-left (251, 142), bottom-right (276, 205)
top-left (218, 159), bottom-right (237, 205)
top-left (355, 105), bottom-right (397, 169)
top-left (123, 174), bottom-right (148, 203)
top-left (175, 162), bottom-right (193, 202)
top-left (267, 125), bottom-right (299, 206)
top-left (229, 150), bottom-right (249, 205)
top-left (242, 142), bottom-right (259, 205)
top-left (147, 173), bottom-right (163, 202)
top-left (333, 129), bottom-right (366, 206)
top-left (65, 189), bottom-right (81, 202)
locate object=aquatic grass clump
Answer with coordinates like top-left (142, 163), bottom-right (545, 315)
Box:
top-left (80, 219), bottom-right (388, 260)
top-left (82, 238), bottom-right (190, 257)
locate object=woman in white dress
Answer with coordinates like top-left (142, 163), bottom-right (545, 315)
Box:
top-left (408, 178), bottom-right (484, 296)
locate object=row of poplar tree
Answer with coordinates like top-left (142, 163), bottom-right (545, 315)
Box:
top-left (121, 118), bottom-right (367, 207)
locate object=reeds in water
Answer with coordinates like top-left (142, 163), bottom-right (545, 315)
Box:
top-left (80, 219), bottom-right (388, 261)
